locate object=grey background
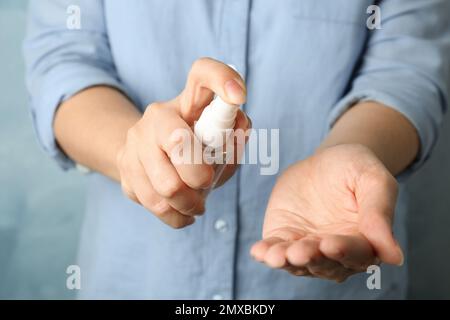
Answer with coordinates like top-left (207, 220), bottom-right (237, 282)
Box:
top-left (0, 0), bottom-right (449, 299)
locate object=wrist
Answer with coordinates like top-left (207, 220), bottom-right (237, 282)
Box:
top-left (315, 143), bottom-right (393, 178)
top-left (316, 142), bottom-right (374, 158)
top-left (318, 102), bottom-right (419, 176)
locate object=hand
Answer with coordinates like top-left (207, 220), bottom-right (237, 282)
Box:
top-left (116, 58), bottom-right (250, 228)
top-left (251, 144), bottom-right (404, 282)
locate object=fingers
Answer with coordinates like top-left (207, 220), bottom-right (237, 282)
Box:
top-left (118, 110), bottom-right (206, 227)
top-left (286, 237), bottom-right (322, 266)
top-left (118, 145), bottom-right (195, 229)
top-left (121, 98), bottom-right (248, 226)
top-left (140, 142), bottom-right (206, 216)
top-left (285, 237), bottom-right (349, 281)
top-left (357, 170), bottom-right (404, 266)
top-left (307, 257), bottom-right (352, 282)
top-left (117, 147), bottom-right (141, 205)
top-left (284, 265), bottom-right (311, 277)
top-left (121, 180), bottom-right (140, 205)
top-left (155, 204), bottom-right (196, 229)
top-left (250, 237), bottom-right (284, 263)
top-left (117, 58), bottom-right (250, 229)
top-left (319, 234), bottom-right (375, 270)
top-left (360, 209), bottom-right (404, 266)
top-left (252, 235), bottom-right (375, 283)
top-left (180, 57), bottom-right (246, 123)
top-left (264, 241), bottom-right (291, 268)
top-left (133, 173), bottom-right (195, 229)
top-left (149, 103), bottom-right (215, 190)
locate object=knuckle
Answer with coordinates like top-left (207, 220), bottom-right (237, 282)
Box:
top-left (190, 168), bottom-right (214, 190)
top-left (185, 198), bottom-right (205, 216)
top-left (121, 184), bottom-right (132, 198)
top-left (170, 220), bottom-right (190, 229)
top-left (135, 194), bottom-right (152, 212)
top-left (151, 200), bottom-right (172, 217)
top-left (159, 178), bottom-right (185, 198)
top-left (145, 102), bottom-right (165, 120)
top-left (149, 101), bottom-right (164, 113)
top-left (192, 57), bottom-right (211, 70)
top-left (139, 188), bottom-right (153, 204)
top-left (121, 184), bottom-right (139, 204)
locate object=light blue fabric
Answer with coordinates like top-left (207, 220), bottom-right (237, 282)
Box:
top-left (23, 0), bottom-right (450, 299)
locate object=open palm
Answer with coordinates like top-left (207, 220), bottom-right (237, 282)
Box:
top-left (251, 144), bottom-right (404, 282)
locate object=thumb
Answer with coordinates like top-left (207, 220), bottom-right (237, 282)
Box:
top-left (178, 57), bottom-right (246, 124)
top-left (357, 170), bottom-right (404, 266)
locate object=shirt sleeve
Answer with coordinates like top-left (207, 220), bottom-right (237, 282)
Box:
top-left (24, 0), bottom-right (128, 170)
top-left (328, 0), bottom-right (450, 180)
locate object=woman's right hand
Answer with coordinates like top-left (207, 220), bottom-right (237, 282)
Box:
top-left (116, 58), bottom-right (250, 228)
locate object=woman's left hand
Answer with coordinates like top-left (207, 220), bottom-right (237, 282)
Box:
top-left (251, 144), bottom-right (404, 283)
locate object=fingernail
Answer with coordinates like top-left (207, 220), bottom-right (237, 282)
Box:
top-left (224, 79), bottom-right (245, 103)
top-left (187, 217), bottom-right (196, 226)
top-left (246, 114), bottom-right (252, 129)
top-left (397, 249), bottom-right (404, 266)
top-left (394, 239), bottom-right (404, 266)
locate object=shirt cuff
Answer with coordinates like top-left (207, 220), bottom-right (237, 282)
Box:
top-left (29, 64), bottom-right (128, 170)
top-left (327, 90), bottom-right (439, 181)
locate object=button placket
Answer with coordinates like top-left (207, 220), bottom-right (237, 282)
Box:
top-left (203, 0), bottom-right (251, 301)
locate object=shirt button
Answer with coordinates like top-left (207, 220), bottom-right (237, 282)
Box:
top-left (75, 163), bottom-right (91, 174)
top-left (212, 294), bottom-right (224, 300)
top-left (214, 219), bottom-right (228, 233)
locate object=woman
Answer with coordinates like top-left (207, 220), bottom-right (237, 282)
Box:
top-left (24, 0), bottom-right (450, 299)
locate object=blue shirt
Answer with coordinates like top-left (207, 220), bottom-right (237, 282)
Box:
top-left (24, 0), bottom-right (450, 299)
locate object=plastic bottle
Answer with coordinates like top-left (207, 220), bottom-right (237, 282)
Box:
top-left (194, 95), bottom-right (240, 195)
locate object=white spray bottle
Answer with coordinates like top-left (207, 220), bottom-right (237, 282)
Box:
top-left (194, 87), bottom-right (240, 195)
